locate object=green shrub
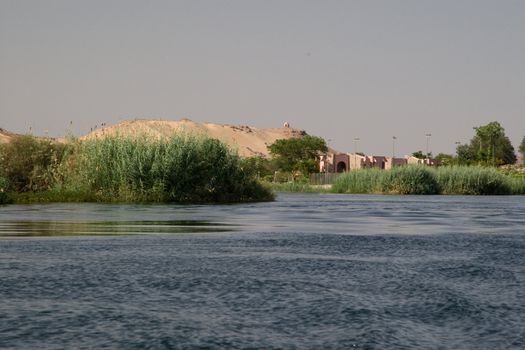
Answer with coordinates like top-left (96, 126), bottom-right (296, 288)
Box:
top-left (0, 176), bottom-right (9, 204)
top-left (382, 166), bottom-right (439, 195)
top-left (0, 135), bottom-right (70, 192)
top-left (63, 135), bottom-right (273, 203)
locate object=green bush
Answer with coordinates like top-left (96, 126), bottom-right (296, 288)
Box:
top-left (382, 166), bottom-right (439, 195)
top-left (0, 176), bottom-right (9, 204)
top-left (0, 135), bottom-right (70, 192)
top-left (63, 135), bottom-right (273, 203)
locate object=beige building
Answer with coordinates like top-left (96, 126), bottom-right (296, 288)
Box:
top-left (320, 153), bottom-right (440, 173)
top-left (349, 153), bottom-right (370, 170)
top-left (406, 156), bottom-right (440, 167)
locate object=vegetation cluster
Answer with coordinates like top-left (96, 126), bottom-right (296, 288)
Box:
top-left (330, 166), bottom-right (525, 195)
top-left (1, 120), bottom-right (524, 204)
top-left (436, 121), bottom-right (520, 166)
top-left (253, 121), bottom-right (525, 196)
top-left (0, 135), bottom-right (272, 204)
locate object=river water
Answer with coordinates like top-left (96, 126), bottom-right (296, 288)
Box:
top-left (1, 193), bottom-right (524, 349)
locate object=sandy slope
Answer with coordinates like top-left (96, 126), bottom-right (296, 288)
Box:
top-left (0, 128), bottom-right (14, 144)
top-left (81, 119), bottom-right (307, 157)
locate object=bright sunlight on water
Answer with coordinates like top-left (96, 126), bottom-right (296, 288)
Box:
top-left (1, 193), bottom-right (524, 349)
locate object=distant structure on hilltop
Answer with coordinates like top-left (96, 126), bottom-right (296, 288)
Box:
top-left (320, 152), bottom-right (440, 173)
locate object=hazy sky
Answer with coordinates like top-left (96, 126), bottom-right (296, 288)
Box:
top-left (1, 0), bottom-right (524, 156)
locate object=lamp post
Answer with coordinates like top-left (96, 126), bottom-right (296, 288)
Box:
top-left (425, 133), bottom-right (432, 157)
top-left (353, 137), bottom-right (360, 170)
top-left (324, 139), bottom-right (332, 174)
top-left (392, 136), bottom-right (397, 159)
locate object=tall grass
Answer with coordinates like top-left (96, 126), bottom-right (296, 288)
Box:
top-left (62, 135), bottom-right (272, 203)
top-left (506, 177), bottom-right (525, 195)
top-left (0, 176), bottom-right (8, 204)
top-left (333, 166), bottom-right (525, 195)
top-left (382, 166), bottom-right (439, 194)
top-left (331, 168), bottom-right (385, 194)
top-left (269, 181), bottom-right (329, 193)
top-left (435, 166), bottom-right (511, 195)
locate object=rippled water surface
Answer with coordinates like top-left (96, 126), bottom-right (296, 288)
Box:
top-left (1, 193), bottom-right (525, 349)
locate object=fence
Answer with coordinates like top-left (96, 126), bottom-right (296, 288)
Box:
top-left (309, 173), bottom-right (342, 185)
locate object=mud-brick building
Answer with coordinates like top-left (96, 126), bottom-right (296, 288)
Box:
top-left (320, 153), bottom-right (439, 173)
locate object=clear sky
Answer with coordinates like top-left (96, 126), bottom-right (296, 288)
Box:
top-left (1, 0), bottom-right (524, 156)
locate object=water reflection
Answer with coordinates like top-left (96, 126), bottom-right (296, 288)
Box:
top-left (0, 220), bottom-right (237, 237)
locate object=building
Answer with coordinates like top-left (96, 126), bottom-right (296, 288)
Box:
top-left (320, 153), bottom-right (440, 173)
top-left (406, 156), bottom-right (441, 167)
top-left (385, 157), bottom-right (408, 170)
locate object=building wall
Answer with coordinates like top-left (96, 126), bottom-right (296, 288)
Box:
top-left (348, 153), bottom-right (370, 170)
top-left (320, 153), bottom-right (441, 173)
top-left (333, 153), bottom-right (350, 172)
top-left (370, 156), bottom-right (387, 169)
top-left (384, 157), bottom-right (408, 170)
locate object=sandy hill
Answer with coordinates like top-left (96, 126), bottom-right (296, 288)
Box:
top-left (0, 128), bottom-right (15, 144)
top-left (81, 119), bottom-right (307, 158)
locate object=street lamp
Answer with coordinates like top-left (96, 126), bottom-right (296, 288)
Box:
top-left (353, 137), bottom-right (360, 170)
top-left (425, 133), bottom-right (432, 157)
top-left (324, 139), bottom-right (332, 174)
top-left (392, 136), bottom-right (397, 159)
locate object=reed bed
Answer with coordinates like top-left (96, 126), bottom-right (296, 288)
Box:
top-left (63, 135), bottom-right (273, 203)
top-left (507, 177), bottom-right (525, 195)
top-left (382, 166), bottom-right (439, 194)
top-left (269, 181), bottom-right (329, 193)
top-left (0, 134), bottom-right (272, 203)
top-left (331, 168), bottom-right (385, 194)
top-left (0, 176), bottom-right (8, 204)
top-left (435, 166), bottom-right (512, 195)
top-left (333, 166), bottom-right (525, 195)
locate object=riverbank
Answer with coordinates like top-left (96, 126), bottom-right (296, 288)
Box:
top-left (0, 134), bottom-right (273, 204)
top-left (269, 166), bottom-right (525, 195)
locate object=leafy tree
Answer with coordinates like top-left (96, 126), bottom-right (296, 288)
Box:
top-left (240, 156), bottom-right (275, 179)
top-left (457, 121), bottom-right (516, 166)
top-left (267, 135), bottom-right (327, 177)
top-left (435, 153), bottom-right (455, 166)
top-left (456, 144), bottom-right (476, 165)
top-left (411, 151), bottom-right (426, 159)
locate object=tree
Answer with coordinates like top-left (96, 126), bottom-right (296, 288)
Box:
top-left (267, 135), bottom-right (328, 177)
top-left (456, 144), bottom-right (476, 165)
top-left (435, 153), bottom-right (455, 166)
top-left (411, 151), bottom-right (428, 159)
top-left (240, 156), bottom-right (275, 179)
top-left (457, 121), bottom-right (516, 166)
